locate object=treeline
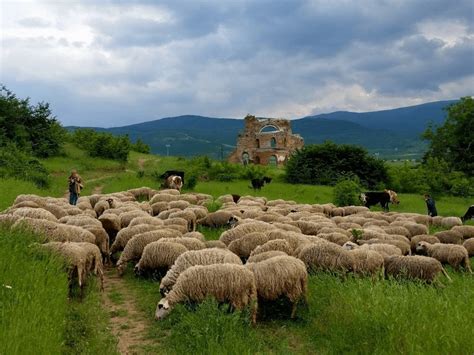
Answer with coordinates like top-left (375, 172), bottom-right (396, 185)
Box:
top-left (0, 86), bottom-right (150, 187)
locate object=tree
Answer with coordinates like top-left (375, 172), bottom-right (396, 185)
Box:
top-left (285, 142), bottom-right (390, 188)
top-left (131, 138), bottom-right (151, 154)
top-left (423, 97), bottom-right (474, 176)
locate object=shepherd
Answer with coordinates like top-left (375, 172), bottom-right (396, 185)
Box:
top-left (68, 169), bottom-right (83, 205)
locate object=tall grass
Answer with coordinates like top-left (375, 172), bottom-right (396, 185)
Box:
top-left (0, 224), bottom-right (68, 354)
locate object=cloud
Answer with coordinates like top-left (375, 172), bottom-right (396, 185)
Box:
top-left (1, 0), bottom-right (473, 127)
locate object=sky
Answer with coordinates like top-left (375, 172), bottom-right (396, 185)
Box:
top-left (1, 0), bottom-right (473, 127)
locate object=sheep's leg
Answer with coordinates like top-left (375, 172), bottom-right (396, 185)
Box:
top-left (290, 302), bottom-right (297, 319)
top-left (463, 257), bottom-right (473, 274)
top-left (441, 266), bottom-right (453, 282)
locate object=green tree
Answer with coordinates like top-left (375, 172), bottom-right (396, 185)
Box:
top-left (131, 138), bottom-right (151, 154)
top-left (333, 178), bottom-right (362, 207)
top-left (423, 97), bottom-right (474, 175)
top-left (285, 142), bottom-right (389, 188)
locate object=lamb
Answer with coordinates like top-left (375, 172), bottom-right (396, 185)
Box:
top-left (384, 255), bottom-right (451, 283)
top-left (463, 238), bottom-right (474, 257)
top-left (135, 241), bottom-right (189, 276)
top-left (245, 255), bottom-right (307, 318)
top-left (228, 232), bottom-right (270, 259)
top-left (298, 242), bottom-right (355, 273)
top-left (416, 242), bottom-right (472, 273)
top-left (159, 248), bottom-right (242, 295)
top-left (246, 250), bottom-right (288, 263)
top-left (434, 230), bottom-right (463, 244)
top-left (197, 211), bottom-right (239, 228)
top-left (249, 239), bottom-right (293, 257)
top-left (155, 264), bottom-right (258, 324)
top-left (410, 235), bottom-right (440, 253)
top-left (116, 229), bottom-right (182, 275)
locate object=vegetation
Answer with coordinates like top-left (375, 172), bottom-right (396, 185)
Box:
top-left (285, 142), bottom-right (389, 188)
top-left (333, 178), bottom-right (362, 207)
top-left (131, 138), bottom-right (151, 154)
top-left (423, 96), bottom-right (474, 176)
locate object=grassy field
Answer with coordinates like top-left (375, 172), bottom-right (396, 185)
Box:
top-left (1, 146), bottom-right (473, 354)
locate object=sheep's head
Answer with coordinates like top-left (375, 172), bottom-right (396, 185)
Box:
top-left (116, 262), bottom-right (126, 276)
top-left (415, 241), bottom-right (429, 255)
top-left (227, 216), bottom-right (239, 228)
top-left (155, 298), bottom-right (172, 320)
top-left (134, 264), bottom-right (143, 277)
top-left (342, 241), bottom-right (358, 250)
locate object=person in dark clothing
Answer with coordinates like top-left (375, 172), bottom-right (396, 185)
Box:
top-left (68, 170), bottom-right (83, 205)
top-left (424, 194), bottom-right (437, 217)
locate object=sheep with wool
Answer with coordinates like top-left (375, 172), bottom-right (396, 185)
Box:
top-left (416, 241), bottom-right (472, 273)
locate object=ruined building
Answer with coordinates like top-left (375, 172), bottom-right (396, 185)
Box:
top-left (228, 115), bottom-right (304, 166)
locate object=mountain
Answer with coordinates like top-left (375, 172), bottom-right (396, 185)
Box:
top-left (67, 100), bottom-right (457, 159)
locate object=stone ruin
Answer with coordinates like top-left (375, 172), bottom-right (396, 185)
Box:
top-left (228, 114), bottom-right (304, 166)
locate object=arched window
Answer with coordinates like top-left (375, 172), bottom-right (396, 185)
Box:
top-left (270, 137), bottom-right (276, 148)
top-left (242, 152), bottom-right (249, 166)
top-left (260, 125), bottom-right (280, 133)
top-left (269, 155), bottom-right (277, 166)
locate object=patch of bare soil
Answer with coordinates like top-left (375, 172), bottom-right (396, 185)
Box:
top-left (103, 269), bottom-right (155, 354)
top-left (138, 158), bottom-right (146, 170)
top-left (93, 185), bottom-right (104, 195)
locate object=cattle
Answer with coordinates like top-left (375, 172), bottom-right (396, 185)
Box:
top-left (160, 170), bottom-right (185, 185)
top-left (461, 205), bottom-right (474, 223)
top-left (360, 189), bottom-right (399, 212)
top-left (163, 175), bottom-right (183, 191)
top-left (250, 176), bottom-right (272, 191)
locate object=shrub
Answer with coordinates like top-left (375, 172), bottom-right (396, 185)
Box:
top-left (285, 142), bottom-right (389, 188)
top-left (136, 170), bottom-right (145, 179)
top-left (71, 129), bottom-right (131, 162)
top-left (333, 178), bottom-right (362, 207)
top-left (238, 164), bottom-right (269, 180)
top-left (131, 138), bottom-right (150, 154)
top-left (183, 174), bottom-right (198, 190)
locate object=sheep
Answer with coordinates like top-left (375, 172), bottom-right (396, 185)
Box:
top-left (110, 224), bottom-right (163, 254)
top-left (128, 187), bottom-right (155, 200)
top-left (12, 200), bottom-right (41, 209)
top-left (151, 202), bottom-right (169, 216)
top-left (245, 255), bottom-right (307, 318)
top-left (298, 242), bottom-right (355, 273)
top-left (157, 208), bottom-right (181, 220)
top-left (182, 231), bottom-right (206, 242)
top-left (59, 215), bottom-right (102, 228)
top-left (384, 255), bottom-right (451, 283)
top-left (318, 227), bottom-right (351, 237)
top-left (82, 225), bottom-right (110, 262)
top-left (135, 241), bottom-right (189, 276)
top-left (150, 193), bottom-right (178, 204)
top-left (168, 210), bottom-right (197, 232)
top-left (163, 218), bottom-right (189, 234)
top-left (159, 248), bottom-right (242, 295)
top-left (157, 237), bottom-right (206, 250)
top-left (347, 248), bottom-right (384, 276)
top-left (228, 232), bottom-right (270, 259)
top-left (155, 264), bottom-right (258, 324)
top-left (270, 222), bottom-right (302, 233)
top-left (43, 203), bottom-right (70, 219)
top-left (178, 194), bottom-right (200, 205)
top-left (317, 232), bottom-right (351, 246)
top-left (168, 200), bottom-right (191, 210)
top-left (74, 242), bottom-right (105, 290)
top-left (358, 238), bottom-right (411, 255)
top-left (128, 216), bottom-right (164, 227)
top-left (434, 230), bottom-right (463, 245)
top-left (265, 230), bottom-right (310, 253)
top-left (116, 229), bottom-right (182, 275)
top-left (416, 242), bottom-right (472, 273)
top-left (410, 235), bottom-right (440, 253)
top-left (12, 207), bottom-right (58, 222)
top-left (198, 211), bottom-right (239, 228)
top-left (0, 214), bottom-right (21, 225)
top-left (185, 206), bottom-right (208, 220)
top-left (440, 217), bottom-right (463, 228)
top-left (342, 241), bottom-right (402, 257)
top-left (451, 226), bottom-right (474, 239)
top-left (98, 213), bottom-right (121, 238)
top-left (120, 210), bottom-right (150, 228)
top-left (463, 238), bottom-right (474, 257)
top-left (204, 240), bottom-right (228, 249)
top-left (381, 225), bottom-right (411, 238)
top-left (246, 251), bottom-right (289, 263)
top-left (220, 222), bottom-right (274, 246)
top-left (94, 199), bottom-right (114, 217)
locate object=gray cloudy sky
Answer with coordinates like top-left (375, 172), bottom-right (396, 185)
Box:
top-left (1, 0), bottom-right (473, 127)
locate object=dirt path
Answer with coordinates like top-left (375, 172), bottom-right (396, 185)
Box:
top-left (93, 185), bottom-right (103, 195)
top-left (103, 269), bottom-right (155, 354)
top-left (138, 158), bottom-right (146, 170)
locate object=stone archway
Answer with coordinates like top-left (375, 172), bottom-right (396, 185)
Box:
top-left (260, 125), bottom-right (280, 133)
top-left (269, 155), bottom-right (277, 166)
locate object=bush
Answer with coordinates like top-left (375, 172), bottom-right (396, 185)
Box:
top-left (238, 164), bottom-right (269, 180)
top-left (0, 144), bottom-right (50, 188)
top-left (183, 174), bottom-right (198, 190)
top-left (71, 129), bottom-right (131, 162)
top-left (285, 142), bottom-right (389, 188)
top-left (333, 178), bottom-right (362, 207)
top-left (131, 139), bottom-right (151, 154)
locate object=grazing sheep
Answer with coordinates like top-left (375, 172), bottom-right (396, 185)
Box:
top-left (246, 251), bottom-right (288, 263)
top-left (43, 203), bottom-right (70, 219)
top-left (0, 214), bottom-right (21, 224)
top-left (74, 242), bottom-right (105, 290)
top-left (12, 207), bottom-right (58, 222)
top-left (410, 235), bottom-right (440, 253)
top-left (150, 193), bottom-right (178, 205)
top-left (343, 241), bottom-right (402, 257)
top-left (434, 230), bottom-right (463, 245)
top-left (298, 243), bottom-right (355, 273)
top-left (156, 264), bottom-right (258, 324)
top-left (197, 211), bottom-right (239, 228)
top-left (347, 248), bottom-right (384, 276)
top-left (204, 240), bottom-right (228, 249)
top-left (159, 248), bottom-right (242, 295)
top-left (168, 210), bottom-right (197, 232)
top-left (135, 241), bottom-right (188, 276)
top-left (157, 237), bottom-right (206, 250)
top-left (265, 230), bottom-right (309, 253)
top-left (384, 255), bottom-right (451, 283)
top-left (440, 217), bottom-right (463, 228)
top-left (228, 232), bottom-right (270, 259)
top-left (381, 225), bottom-right (411, 238)
top-left (416, 242), bottom-right (472, 273)
top-left (168, 200), bottom-right (191, 210)
top-left (182, 231), bottom-right (206, 241)
top-left (451, 226), bottom-right (474, 239)
top-left (59, 215), bottom-right (102, 228)
top-left (392, 222), bottom-right (428, 238)
top-left (116, 229), bottom-right (182, 275)
top-left (317, 232), bottom-right (351, 246)
top-left (98, 213), bottom-right (121, 238)
top-left (82, 225), bottom-right (110, 261)
top-left (463, 238), bottom-right (474, 257)
top-left (185, 206), bottom-right (208, 220)
top-left (270, 222), bottom-right (302, 233)
top-left (110, 224), bottom-right (162, 254)
top-left (245, 255), bottom-right (307, 318)
top-left (151, 202), bottom-right (170, 216)
top-left (220, 222), bottom-right (274, 246)
top-left (120, 210), bottom-right (150, 228)
top-left (129, 216), bottom-right (164, 227)
top-left (94, 199), bottom-right (114, 217)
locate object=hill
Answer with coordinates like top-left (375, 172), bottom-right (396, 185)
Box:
top-left (67, 100), bottom-right (457, 159)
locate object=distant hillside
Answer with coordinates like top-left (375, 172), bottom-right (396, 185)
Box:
top-left (67, 100), bottom-right (456, 159)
